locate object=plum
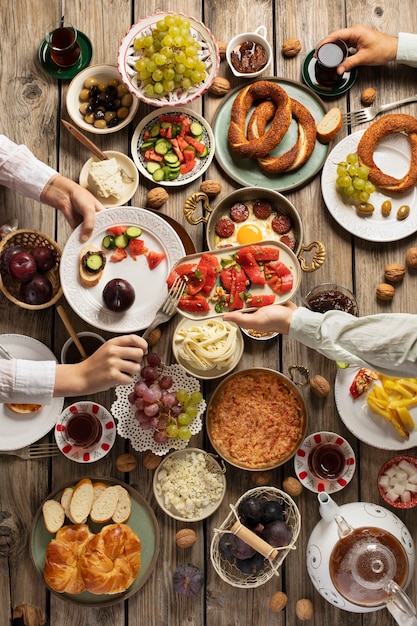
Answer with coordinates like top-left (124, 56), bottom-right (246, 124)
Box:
top-left (218, 534), bottom-right (234, 560)
top-left (237, 496), bottom-right (263, 527)
top-left (102, 278), bottom-right (135, 312)
top-left (230, 535), bottom-right (256, 560)
top-left (20, 274), bottom-right (53, 305)
top-left (31, 246), bottom-right (55, 272)
top-left (1, 245), bottom-right (23, 273)
top-left (262, 520), bottom-right (292, 548)
top-left (8, 251), bottom-right (37, 283)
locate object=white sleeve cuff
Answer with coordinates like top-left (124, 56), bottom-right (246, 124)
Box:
top-left (0, 359), bottom-right (56, 404)
top-left (396, 33), bottom-right (417, 67)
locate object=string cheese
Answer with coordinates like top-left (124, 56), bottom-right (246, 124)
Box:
top-left (174, 320), bottom-right (238, 371)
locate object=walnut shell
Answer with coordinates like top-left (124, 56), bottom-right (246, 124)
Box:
top-left (269, 591), bottom-right (288, 612)
top-left (146, 326), bottom-right (161, 347)
top-left (283, 476), bottom-right (303, 496)
top-left (217, 41), bottom-right (227, 60)
top-left (309, 375), bottom-right (331, 397)
top-left (200, 179), bottom-right (222, 197)
top-left (406, 247), bottom-right (417, 269)
top-left (143, 450), bottom-right (162, 470)
top-left (208, 76), bottom-right (231, 97)
top-left (361, 87), bottom-right (377, 105)
top-left (176, 528), bottom-right (197, 548)
top-left (282, 37), bottom-right (302, 57)
top-left (376, 283), bottom-right (395, 301)
top-left (384, 263), bottom-right (406, 283)
top-left (116, 453), bottom-right (137, 472)
top-left (147, 187), bottom-right (169, 209)
top-left (295, 598), bottom-right (314, 621)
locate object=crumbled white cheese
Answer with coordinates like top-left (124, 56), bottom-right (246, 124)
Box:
top-left (155, 451), bottom-right (224, 519)
top-left (87, 157), bottom-right (124, 199)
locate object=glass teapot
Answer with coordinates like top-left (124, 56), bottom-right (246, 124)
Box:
top-left (306, 492), bottom-right (416, 623)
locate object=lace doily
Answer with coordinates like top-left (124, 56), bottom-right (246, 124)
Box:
top-left (112, 364), bottom-right (206, 455)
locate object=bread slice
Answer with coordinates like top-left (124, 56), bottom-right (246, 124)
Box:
top-left (60, 486), bottom-right (76, 523)
top-left (92, 481), bottom-right (108, 504)
top-left (316, 107), bottom-right (343, 143)
top-left (69, 478), bottom-right (94, 524)
top-left (112, 485), bottom-right (132, 523)
top-left (90, 485), bottom-right (120, 523)
top-left (43, 499), bottom-right (65, 533)
top-left (79, 245), bottom-right (105, 287)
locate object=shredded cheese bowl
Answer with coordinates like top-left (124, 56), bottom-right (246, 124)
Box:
top-left (172, 318), bottom-right (244, 379)
top-left (153, 448), bottom-right (226, 521)
top-left (207, 368), bottom-right (307, 470)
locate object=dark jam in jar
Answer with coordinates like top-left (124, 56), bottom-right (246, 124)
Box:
top-left (231, 41), bottom-right (268, 73)
top-left (63, 335), bottom-right (104, 364)
top-left (307, 289), bottom-right (357, 315)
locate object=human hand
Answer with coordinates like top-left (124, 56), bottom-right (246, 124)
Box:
top-left (40, 174), bottom-right (104, 242)
top-left (316, 24), bottom-right (398, 74)
top-left (54, 335), bottom-right (148, 397)
top-left (223, 302), bottom-right (297, 335)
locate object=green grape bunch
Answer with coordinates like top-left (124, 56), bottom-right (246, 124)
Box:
top-left (336, 152), bottom-right (376, 207)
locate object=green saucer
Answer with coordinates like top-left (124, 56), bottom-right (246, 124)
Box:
top-left (38, 30), bottom-right (93, 79)
top-left (302, 49), bottom-right (357, 97)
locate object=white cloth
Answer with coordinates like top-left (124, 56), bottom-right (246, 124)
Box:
top-left (396, 32), bottom-right (417, 67)
top-left (289, 307), bottom-right (417, 378)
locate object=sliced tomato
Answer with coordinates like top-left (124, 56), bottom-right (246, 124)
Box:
top-left (178, 118), bottom-right (191, 137)
top-left (144, 148), bottom-right (164, 162)
top-left (241, 245), bottom-right (280, 262)
top-left (267, 273), bottom-right (293, 294)
top-left (158, 114), bottom-right (177, 123)
top-left (177, 136), bottom-right (189, 151)
top-left (178, 294), bottom-right (210, 313)
top-left (184, 135), bottom-right (206, 155)
top-left (228, 266), bottom-right (248, 310)
top-left (246, 294), bottom-right (276, 307)
top-left (198, 253), bottom-right (221, 295)
top-left (106, 225), bottom-right (127, 236)
top-left (264, 260), bottom-right (293, 278)
top-left (219, 267), bottom-right (233, 292)
top-left (180, 159), bottom-right (197, 175)
top-left (186, 265), bottom-right (207, 295)
top-left (129, 238), bottom-right (147, 260)
top-left (172, 144), bottom-right (184, 162)
top-left (165, 124), bottom-right (173, 139)
top-left (110, 247), bottom-right (128, 262)
top-left (235, 249), bottom-right (266, 285)
top-left (147, 251), bottom-right (166, 269)
top-left (183, 146), bottom-right (196, 162)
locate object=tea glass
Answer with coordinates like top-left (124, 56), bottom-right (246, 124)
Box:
top-left (45, 21), bottom-right (81, 68)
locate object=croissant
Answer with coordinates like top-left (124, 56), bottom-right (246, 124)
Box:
top-left (44, 524), bottom-right (92, 594)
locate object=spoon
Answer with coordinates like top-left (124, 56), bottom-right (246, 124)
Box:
top-left (56, 305), bottom-right (88, 360)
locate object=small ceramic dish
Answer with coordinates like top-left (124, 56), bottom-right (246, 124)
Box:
top-left (294, 431), bottom-right (356, 494)
top-left (60, 331), bottom-right (105, 364)
top-left (241, 328), bottom-right (279, 341)
top-left (226, 26), bottom-right (272, 78)
top-left (378, 455), bottom-right (417, 509)
top-left (153, 448), bottom-right (226, 521)
top-left (79, 151), bottom-right (139, 207)
top-left (172, 318), bottom-right (243, 379)
top-left (54, 401), bottom-right (116, 463)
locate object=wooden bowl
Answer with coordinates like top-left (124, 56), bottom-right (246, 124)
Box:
top-left (0, 229), bottom-right (62, 310)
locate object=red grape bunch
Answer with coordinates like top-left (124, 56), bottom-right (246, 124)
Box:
top-left (128, 352), bottom-right (203, 444)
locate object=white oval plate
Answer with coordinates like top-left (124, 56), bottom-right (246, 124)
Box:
top-left (60, 206), bottom-right (185, 333)
top-left (321, 130), bottom-right (417, 242)
top-left (0, 334), bottom-right (64, 450)
top-left (79, 151), bottom-right (139, 208)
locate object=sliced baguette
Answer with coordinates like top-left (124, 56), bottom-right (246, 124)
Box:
top-left (112, 485), bottom-right (132, 523)
top-left (69, 478), bottom-right (94, 524)
top-left (43, 499), bottom-right (65, 533)
top-left (60, 486), bottom-right (77, 523)
top-left (92, 481), bottom-right (108, 504)
top-left (316, 107), bottom-right (343, 143)
top-left (90, 485), bottom-right (120, 523)
top-left (79, 245), bottom-right (105, 287)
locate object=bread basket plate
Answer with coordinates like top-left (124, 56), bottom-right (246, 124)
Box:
top-left (0, 334), bottom-right (64, 450)
top-left (212, 77), bottom-right (329, 192)
top-left (322, 130), bottom-right (417, 242)
top-left (30, 477), bottom-right (160, 607)
top-left (59, 206), bottom-right (185, 333)
top-left (335, 367), bottom-right (417, 450)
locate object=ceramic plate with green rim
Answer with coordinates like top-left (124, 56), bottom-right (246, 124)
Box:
top-left (212, 77), bottom-right (329, 192)
top-left (30, 477), bottom-right (160, 607)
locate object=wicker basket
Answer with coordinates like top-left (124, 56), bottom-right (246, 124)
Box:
top-left (210, 486), bottom-right (301, 588)
top-left (0, 229), bottom-right (62, 310)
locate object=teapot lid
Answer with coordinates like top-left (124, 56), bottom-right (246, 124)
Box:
top-left (350, 540), bottom-right (396, 590)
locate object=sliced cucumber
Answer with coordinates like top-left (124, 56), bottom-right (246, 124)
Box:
top-left (140, 139), bottom-right (157, 150)
top-left (150, 124), bottom-right (161, 137)
top-left (164, 151), bottom-right (180, 165)
top-left (190, 121), bottom-right (203, 137)
top-left (114, 233), bottom-right (129, 249)
top-left (153, 168), bottom-right (166, 182)
top-left (146, 161), bottom-right (162, 174)
top-left (126, 226), bottom-right (142, 239)
top-left (86, 253), bottom-right (104, 271)
top-left (102, 235), bottom-right (115, 250)
top-left (154, 138), bottom-right (171, 155)
top-left (199, 145), bottom-right (209, 158)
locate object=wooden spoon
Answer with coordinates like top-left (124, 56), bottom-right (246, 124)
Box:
top-left (56, 305), bottom-right (88, 360)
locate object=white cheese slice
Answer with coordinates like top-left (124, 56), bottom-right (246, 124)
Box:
top-left (87, 158), bottom-right (124, 199)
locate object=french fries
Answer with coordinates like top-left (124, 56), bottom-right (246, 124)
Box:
top-left (366, 375), bottom-right (417, 439)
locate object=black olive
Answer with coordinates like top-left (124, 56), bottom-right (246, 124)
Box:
top-left (104, 100), bottom-right (116, 111)
top-left (106, 85), bottom-right (117, 98)
top-left (90, 96), bottom-right (101, 110)
top-left (94, 109), bottom-right (105, 120)
top-left (107, 117), bottom-right (119, 128)
top-left (88, 85), bottom-right (99, 98)
top-left (85, 103), bottom-right (94, 115)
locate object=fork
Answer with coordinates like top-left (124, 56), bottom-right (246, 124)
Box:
top-left (142, 275), bottom-right (187, 340)
top-left (343, 93), bottom-right (417, 126)
top-left (0, 442), bottom-right (59, 459)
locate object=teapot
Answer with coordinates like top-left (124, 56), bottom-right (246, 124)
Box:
top-left (306, 492), bottom-right (417, 624)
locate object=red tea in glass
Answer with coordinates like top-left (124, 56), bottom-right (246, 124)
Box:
top-left (309, 442), bottom-right (346, 480)
top-left (315, 39), bottom-right (348, 87)
top-left (65, 412), bottom-right (102, 448)
top-left (46, 23), bottom-right (81, 68)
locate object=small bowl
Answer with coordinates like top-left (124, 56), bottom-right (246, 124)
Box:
top-left (241, 328), bottom-right (279, 341)
top-left (0, 229), bottom-right (62, 310)
top-left (66, 64), bottom-right (139, 134)
top-left (61, 331), bottom-right (105, 364)
top-left (153, 448), bottom-right (226, 521)
top-left (378, 455), bottom-right (417, 509)
top-left (118, 12), bottom-right (220, 107)
top-left (79, 150), bottom-right (139, 207)
top-left (303, 282), bottom-right (358, 315)
top-left (226, 26), bottom-right (272, 78)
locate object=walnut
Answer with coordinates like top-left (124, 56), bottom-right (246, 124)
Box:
top-left (283, 476), bottom-right (303, 496)
top-left (147, 187), bottom-right (169, 209)
top-left (384, 263), bottom-right (406, 283)
top-left (406, 247), bottom-right (417, 269)
top-left (208, 76), bottom-right (231, 97)
top-left (309, 374), bottom-right (331, 397)
top-left (361, 87), bottom-right (377, 105)
top-left (282, 38), bottom-right (302, 57)
top-left (217, 41), bottom-right (227, 60)
top-left (116, 453), bottom-right (137, 472)
top-left (295, 598), bottom-right (314, 621)
top-left (143, 450), bottom-right (162, 470)
top-left (200, 179), bottom-right (222, 197)
top-left (376, 283), bottom-right (395, 301)
top-left (252, 470), bottom-right (273, 486)
top-left (269, 591), bottom-right (288, 612)
top-left (146, 326), bottom-right (161, 347)
top-left (176, 528), bottom-right (197, 548)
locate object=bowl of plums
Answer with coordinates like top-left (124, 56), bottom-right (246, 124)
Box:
top-left (0, 229), bottom-right (62, 310)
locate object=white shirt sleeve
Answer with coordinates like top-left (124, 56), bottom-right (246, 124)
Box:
top-left (396, 33), bottom-right (417, 67)
top-left (289, 307), bottom-right (417, 377)
top-left (0, 135), bottom-right (57, 201)
top-left (0, 359), bottom-right (56, 404)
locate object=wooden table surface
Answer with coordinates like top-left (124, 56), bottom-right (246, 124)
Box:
top-left (2, 1), bottom-right (417, 624)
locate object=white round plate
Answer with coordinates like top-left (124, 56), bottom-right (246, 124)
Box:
top-left (293, 431), bottom-right (356, 494)
top-left (60, 206), bottom-right (185, 333)
top-left (0, 334), bottom-right (64, 450)
top-left (112, 363), bottom-right (206, 456)
top-left (131, 107), bottom-right (215, 186)
top-left (79, 151), bottom-right (139, 207)
top-left (54, 401), bottom-right (116, 464)
top-left (335, 367), bottom-right (417, 450)
top-left (321, 130), bottom-right (417, 242)
top-left (172, 318), bottom-right (244, 380)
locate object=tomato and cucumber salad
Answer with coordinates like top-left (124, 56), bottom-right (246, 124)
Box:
top-left (102, 224), bottom-right (166, 269)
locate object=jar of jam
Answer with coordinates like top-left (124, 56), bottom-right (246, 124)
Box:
top-left (226, 26), bottom-right (272, 78)
top-left (304, 283), bottom-right (358, 315)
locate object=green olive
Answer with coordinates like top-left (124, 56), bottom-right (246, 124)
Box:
top-left (84, 77), bottom-right (98, 88)
top-left (397, 205), bottom-right (410, 220)
top-left (381, 200), bottom-right (392, 216)
top-left (79, 102), bottom-right (89, 115)
top-left (356, 202), bottom-right (375, 215)
top-left (93, 119), bottom-right (107, 129)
